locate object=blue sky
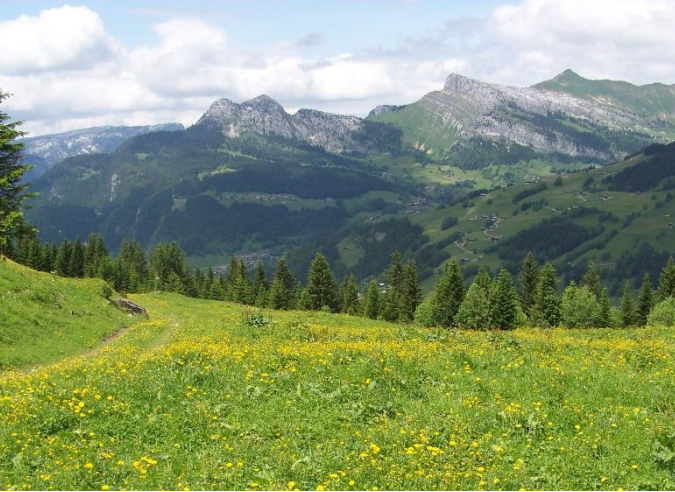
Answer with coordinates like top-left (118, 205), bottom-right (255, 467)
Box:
top-left (1, 1), bottom-right (674, 135)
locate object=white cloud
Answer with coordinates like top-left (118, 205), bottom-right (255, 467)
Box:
top-left (1, 2), bottom-right (675, 136)
top-left (485, 0), bottom-right (675, 85)
top-left (0, 5), bottom-right (120, 75)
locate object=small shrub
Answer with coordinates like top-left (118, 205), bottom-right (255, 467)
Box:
top-left (240, 310), bottom-right (272, 328)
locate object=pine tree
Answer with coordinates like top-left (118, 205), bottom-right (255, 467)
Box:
top-left (431, 258), bottom-right (465, 327)
top-left (339, 274), bottom-right (360, 315)
top-left (456, 268), bottom-right (492, 330)
top-left (294, 286), bottom-right (313, 311)
top-left (657, 257), bottom-right (675, 302)
top-left (230, 259), bottom-right (252, 304)
top-left (40, 242), bottom-right (58, 272)
top-left (635, 273), bottom-right (654, 326)
top-left (581, 260), bottom-right (602, 298)
top-left (518, 252), bottom-right (539, 318)
top-left (381, 252), bottom-right (405, 322)
top-left (399, 260), bottom-right (422, 323)
top-left (307, 253), bottom-right (338, 311)
top-left (0, 91), bottom-right (34, 256)
top-left (114, 240), bottom-right (148, 292)
top-left (252, 262), bottom-right (269, 307)
top-left (25, 235), bottom-right (41, 270)
top-left (530, 262), bottom-right (561, 328)
top-left (268, 277), bottom-right (291, 310)
top-left (596, 287), bottom-right (612, 328)
top-left (68, 238), bottom-right (85, 278)
top-left (620, 281), bottom-right (634, 327)
top-left (491, 268), bottom-right (519, 330)
top-left (55, 240), bottom-right (72, 277)
top-left (361, 280), bottom-right (382, 319)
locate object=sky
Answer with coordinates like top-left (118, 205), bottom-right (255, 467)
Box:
top-left (2, 0), bottom-right (675, 136)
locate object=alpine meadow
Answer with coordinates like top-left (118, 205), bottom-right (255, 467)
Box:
top-left (2, 2), bottom-right (675, 491)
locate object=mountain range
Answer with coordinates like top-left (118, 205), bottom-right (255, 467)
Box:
top-left (20, 123), bottom-right (184, 181)
top-left (23, 70), bottom-right (675, 289)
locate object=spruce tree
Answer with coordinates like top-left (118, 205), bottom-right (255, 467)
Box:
top-left (361, 280), bottom-right (382, 319)
top-left (381, 252), bottom-right (405, 322)
top-left (518, 252), bottom-right (539, 318)
top-left (456, 268), bottom-right (492, 330)
top-left (0, 91), bottom-right (34, 256)
top-left (68, 238), bottom-right (86, 278)
top-left (530, 262), bottom-right (561, 328)
top-left (635, 273), bottom-right (654, 326)
top-left (621, 280), bottom-right (635, 328)
top-left (431, 258), bottom-right (465, 328)
top-left (268, 277), bottom-right (291, 310)
top-left (270, 258), bottom-right (296, 308)
top-left (294, 286), bottom-right (313, 311)
top-left (339, 274), bottom-right (360, 315)
top-left (657, 257), bottom-right (675, 302)
top-left (230, 259), bottom-right (252, 304)
top-left (307, 252), bottom-right (338, 311)
top-left (399, 260), bottom-right (422, 322)
top-left (252, 262), bottom-right (269, 307)
top-left (492, 268), bottom-right (519, 330)
top-left (55, 240), bottom-right (72, 277)
top-left (581, 260), bottom-right (602, 298)
top-left (596, 287), bottom-right (612, 328)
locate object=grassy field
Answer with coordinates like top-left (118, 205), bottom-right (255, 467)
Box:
top-left (0, 259), bottom-right (130, 370)
top-left (2, 261), bottom-right (675, 490)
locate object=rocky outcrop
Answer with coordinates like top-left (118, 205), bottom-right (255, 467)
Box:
top-left (370, 73), bottom-right (655, 160)
top-left (197, 95), bottom-right (368, 153)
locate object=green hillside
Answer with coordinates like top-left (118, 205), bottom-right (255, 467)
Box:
top-left (1, 270), bottom-right (675, 489)
top-left (325, 142), bottom-right (675, 293)
top-left (534, 70), bottom-right (675, 131)
top-left (0, 259), bottom-right (131, 369)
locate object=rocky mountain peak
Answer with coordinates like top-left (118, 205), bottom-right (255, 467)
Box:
top-left (443, 73), bottom-right (492, 94)
top-left (242, 95), bottom-right (287, 113)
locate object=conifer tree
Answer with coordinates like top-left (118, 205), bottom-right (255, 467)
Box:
top-left (518, 252), bottom-right (539, 318)
top-left (307, 252), bottom-right (338, 311)
top-left (84, 233), bottom-right (109, 278)
top-left (0, 91), bottom-right (34, 256)
top-left (635, 273), bottom-right (654, 326)
top-left (252, 262), bottom-right (269, 307)
top-left (398, 260), bottom-right (422, 322)
top-left (68, 238), bottom-right (85, 278)
top-left (25, 235), bottom-right (41, 271)
top-left (361, 280), bottom-right (382, 319)
top-left (620, 281), bottom-right (634, 327)
top-left (209, 278), bottom-right (225, 300)
top-left (114, 240), bottom-right (148, 292)
top-left (55, 239), bottom-right (72, 277)
top-left (596, 287), bottom-right (612, 328)
top-left (581, 260), bottom-right (602, 298)
top-left (530, 261), bottom-right (561, 327)
top-left (268, 258), bottom-right (296, 310)
top-left (456, 268), bottom-right (492, 330)
top-left (431, 258), bottom-right (465, 328)
top-left (268, 276), bottom-right (291, 310)
top-left (294, 286), bottom-right (313, 310)
top-left (230, 259), bottom-right (252, 304)
top-left (657, 257), bottom-right (675, 302)
top-left (381, 252), bottom-right (405, 322)
top-left (492, 268), bottom-right (519, 330)
top-left (339, 274), bottom-right (360, 315)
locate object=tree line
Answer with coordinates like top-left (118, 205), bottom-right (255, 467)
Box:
top-left (8, 230), bottom-right (675, 328)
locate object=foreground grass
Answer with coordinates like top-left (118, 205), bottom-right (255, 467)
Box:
top-left (2, 291), bottom-right (675, 490)
top-left (0, 259), bottom-right (130, 370)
